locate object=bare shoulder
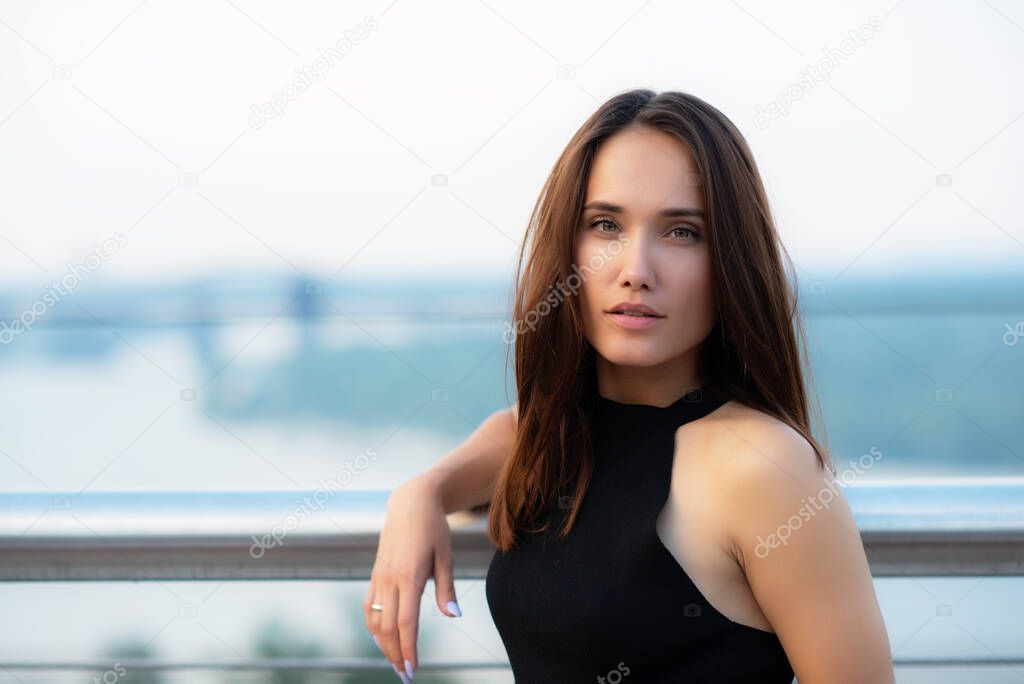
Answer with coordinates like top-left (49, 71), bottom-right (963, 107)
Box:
top-left (674, 402), bottom-right (891, 681)
top-left (674, 398), bottom-right (855, 568)
top-left (674, 399), bottom-right (824, 487)
top-left (667, 401), bottom-right (892, 680)
top-left (659, 398), bottom-right (833, 633)
top-left (484, 404), bottom-right (519, 450)
top-left (671, 398), bottom-right (834, 541)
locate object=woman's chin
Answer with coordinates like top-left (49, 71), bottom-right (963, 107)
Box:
top-left (597, 343), bottom-right (671, 368)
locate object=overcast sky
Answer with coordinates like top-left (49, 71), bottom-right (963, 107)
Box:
top-left (1, 0), bottom-right (1021, 289)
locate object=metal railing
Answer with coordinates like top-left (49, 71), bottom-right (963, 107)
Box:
top-left (1, 478), bottom-right (1023, 672)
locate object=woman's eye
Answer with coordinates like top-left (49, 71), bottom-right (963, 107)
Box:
top-left (670, 225), bottom-right (699, 240)
top-left (588, 218), bottom-right (699, 240)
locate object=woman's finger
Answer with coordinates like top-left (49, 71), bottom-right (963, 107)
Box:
top-left (363, 575), bottom-right (385, 655)
top-left (433, 547), bottom-right (462, 618)
top-left (378, 583), bottom-right (410, 681)
top-left (397, 579), bottom-right (421, 679)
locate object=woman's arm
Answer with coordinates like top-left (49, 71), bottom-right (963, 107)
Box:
top-left (364, 403), bottom-right (517, 681)
top-left (718, 420), bottom-right (895, 684)
top-left (417, 404), bottom-right (518, 514)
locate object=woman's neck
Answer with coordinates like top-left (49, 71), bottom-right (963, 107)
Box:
top-left (594, 354), bottom-right (703, 407)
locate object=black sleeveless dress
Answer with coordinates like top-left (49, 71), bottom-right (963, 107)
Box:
top-left (485, 386), bottom-right (795, 683)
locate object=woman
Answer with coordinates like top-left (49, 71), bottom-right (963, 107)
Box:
top-left (364, 89), bottom-right (894, 683)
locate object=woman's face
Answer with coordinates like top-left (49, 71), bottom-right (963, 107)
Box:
top-left (573, 124), bottom-right (716, 384)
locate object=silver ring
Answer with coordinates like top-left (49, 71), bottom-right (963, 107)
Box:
top-left (370, 602), bottom-right (384, 612)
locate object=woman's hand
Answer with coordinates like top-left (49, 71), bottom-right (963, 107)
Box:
top-left (364, 472), bottom-right (462, 682)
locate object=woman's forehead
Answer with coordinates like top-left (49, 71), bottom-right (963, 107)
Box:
top-left (586, 128), bottom-right (703, 215)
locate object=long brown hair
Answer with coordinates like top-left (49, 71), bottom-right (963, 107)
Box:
top-left (488, 88), bottom-right (834, 552)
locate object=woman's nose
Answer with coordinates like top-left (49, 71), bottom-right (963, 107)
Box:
top-left (618, 233), bottom-right (655, 290)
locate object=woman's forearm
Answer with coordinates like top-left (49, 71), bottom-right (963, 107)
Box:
top-left (416, 405), bottom-right (518, 514)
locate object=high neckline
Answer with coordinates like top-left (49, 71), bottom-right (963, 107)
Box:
top-left (596, 386), bottom-right (703, 409)
top-left (592, 385), bottom-right (727, 428)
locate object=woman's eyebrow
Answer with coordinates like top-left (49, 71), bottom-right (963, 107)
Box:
top-left (582, 200), bottom-right (705, 219)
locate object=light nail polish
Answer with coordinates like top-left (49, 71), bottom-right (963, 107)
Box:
top-left (392, 662), bottom-right (410, 682)
top-left (405, 659), bottom-right (415, 679)
top-left (446, 599), bottom-right (462, 617)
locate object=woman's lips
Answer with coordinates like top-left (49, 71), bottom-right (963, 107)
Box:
top-left (605, 311), bottom-right (665, 329)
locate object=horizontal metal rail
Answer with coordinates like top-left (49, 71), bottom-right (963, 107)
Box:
top-left (0, 479), bottom-right (1022, 673)
top-left (0, 657), bottom-right (510, 673)
top-left (0, 655), bottom-right (1021, 672)
top-left (1, 479), bottom-right (1023, 581)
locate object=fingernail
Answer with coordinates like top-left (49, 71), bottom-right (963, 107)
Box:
top-left (392, 662), bottom-right (410, 682)
top-left (446, 600), bottom-right (462, 617)
top-left (405, 658), bottom-right (415, 679)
